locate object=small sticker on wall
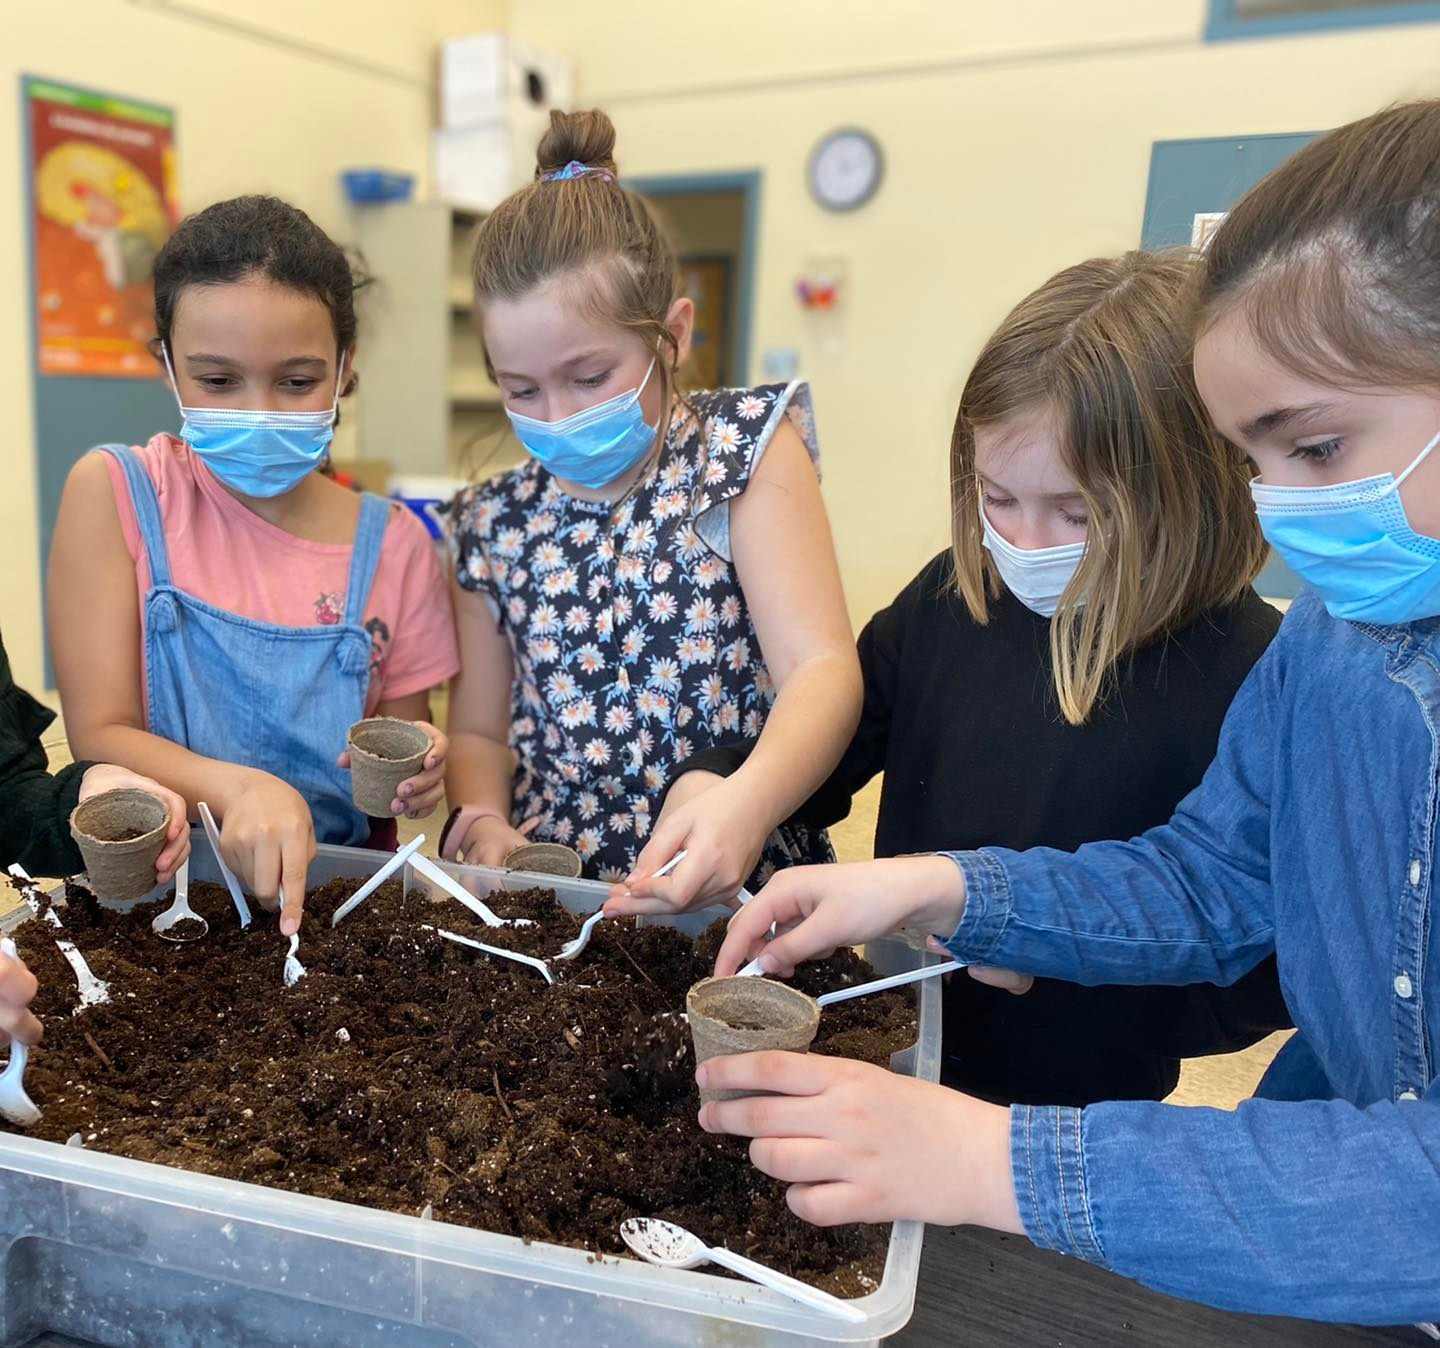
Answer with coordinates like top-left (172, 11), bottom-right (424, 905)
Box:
top-left (1192, 212), bottom-right (1228, 251)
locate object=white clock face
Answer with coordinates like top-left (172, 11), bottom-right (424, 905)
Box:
top-left (809, 129), bottom-right (883, 212)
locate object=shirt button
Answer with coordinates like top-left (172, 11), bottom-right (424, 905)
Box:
top-left (1400, 1090), bottom-right (1420, 1102)
top-left (1411, 858), bottom-right (1423, 887)
top-left (1396, 973), bottom-right (1415, 999)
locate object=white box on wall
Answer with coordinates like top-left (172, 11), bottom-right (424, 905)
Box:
top-left (440, 34), bottom-right (572, 131)
top-left (436, 34), bottom-right (573, 211)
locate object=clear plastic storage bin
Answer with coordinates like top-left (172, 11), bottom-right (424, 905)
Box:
top-left (0, 837), bottom-right (940, 1347)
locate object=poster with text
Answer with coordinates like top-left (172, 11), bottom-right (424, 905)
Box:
top-left (26, 78), bottom-right (178, 378)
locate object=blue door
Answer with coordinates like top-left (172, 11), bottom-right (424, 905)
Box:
top-left (1142, 132), bottom-right (1317, 601)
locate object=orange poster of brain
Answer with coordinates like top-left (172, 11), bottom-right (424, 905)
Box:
top-left (27, 79), bottom-right (179, 378)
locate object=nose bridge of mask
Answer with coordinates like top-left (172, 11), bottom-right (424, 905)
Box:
top-left (514, 357), bottom-right (657, 434)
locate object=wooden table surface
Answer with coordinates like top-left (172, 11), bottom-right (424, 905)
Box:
top-left (894, 1225), bottom-right (1425, 1346)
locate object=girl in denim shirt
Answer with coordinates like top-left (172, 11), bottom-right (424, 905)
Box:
top-left (705, 101), bottom-right (1440, 1327)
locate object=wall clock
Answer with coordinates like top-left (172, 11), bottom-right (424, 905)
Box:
top-left (807, 128), bottom-right (884, 212)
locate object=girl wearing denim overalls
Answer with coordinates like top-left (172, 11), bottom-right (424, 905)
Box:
top-left (49, 197), bottom-right (459, 936)
top-left (704, 103), bottom-right (1440, 1329)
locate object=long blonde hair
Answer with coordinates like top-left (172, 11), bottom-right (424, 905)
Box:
top-left (951, 251), bottom-right (1266, 725)
top-left (471, 109), bottom-right (684, 427)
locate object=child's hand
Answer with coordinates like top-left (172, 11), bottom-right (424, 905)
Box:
top-left (713, 855), bottom-right (968, 977)
top-left (337, 722), bottom-right (448, 820)
top-left (217, 773), bottom-right (315, 936)
top-left (605, 772), bottom-right (767, 916)
top-left (442, 809), bottom-right (536, 867)
top-left (0, 947), bottom-right (41, 1048)
top-left (78, 764), bottom-right (191, 885)
top-left (697, 1051), bottom-right (1021, 1232)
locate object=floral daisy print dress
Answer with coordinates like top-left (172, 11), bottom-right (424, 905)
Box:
top-left (448, 381), bottom-right (835, 884)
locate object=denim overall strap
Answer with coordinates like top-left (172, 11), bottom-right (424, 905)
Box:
top-left (343, 493), bottom-right (390, 626)
top-left (97, 445), bottom-right (172, 587)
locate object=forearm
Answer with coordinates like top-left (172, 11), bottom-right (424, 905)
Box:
top-left (943, 819), bottom-right (1274, 988)
top-left (67, 721), bottom-right (254, 820)
top-left (732, 650), bottom-right (861, 832)
top-left (1015, 1095), bottom-right (1440, 1323)
top-left (444, 730), bottom-right (515, 816)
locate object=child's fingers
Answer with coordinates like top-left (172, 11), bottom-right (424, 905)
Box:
top-left (967, 966), bottom-right (1034, 995)
top-left (0, 1003), bottom-right (43, 1048)
top-left (696, 1050), bottom-right (834, 1111)
top-left (785, 1180), bottom-right (869, 1228)
top-left (749, 1136), bottom-right (849, 1185)
top-left (279, 848), bottom-right (308, 937)
top-left (419, 725), bottom-right (449, 772)
top-left (0, 956), bottom-right (38, 1011)
top-left (604, 877), bottom-right (679, 917)
top-left (336, 750), bottom-right (352, 769)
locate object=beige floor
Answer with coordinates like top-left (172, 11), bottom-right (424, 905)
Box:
top-left (29, 722), bottom-right (1282, 1111)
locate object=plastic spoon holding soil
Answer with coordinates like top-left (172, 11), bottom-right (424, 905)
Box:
top-left (9, 865), bottom-right (113, 1009)
top-left (0, 939), bottom-right (40, 1128)
top-left (552, 909), bottom-right (606, 962)
top-left (429, 926), bottom-right (555, 985)
top-left (331, 834), bottom-right (425, 928)
top-left (151, 859), bottom-right (207, 943)
top-left (196, 802), bottom-right (252, 929)
top-left (619, 1218), bottom-right (866, 1325)
top-left (282, 933), bottom-right (307, 987)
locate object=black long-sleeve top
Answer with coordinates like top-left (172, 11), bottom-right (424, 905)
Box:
top-left (0, 631), bottom-right (92, 877)
top-left (674, 552), bottom-right (1292, 1106)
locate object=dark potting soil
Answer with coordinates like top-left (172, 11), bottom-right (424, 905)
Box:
top-left (5, 875), bottom-right (918, 1297)
top-left (160, 917), bottom-right (207, 941)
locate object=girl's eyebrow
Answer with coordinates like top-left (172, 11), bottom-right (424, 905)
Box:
top-left (1239, 401), bottom-right (1339, 441)
top-left (494, 350), bottom-right (611, 381)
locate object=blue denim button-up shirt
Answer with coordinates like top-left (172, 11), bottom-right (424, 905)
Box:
top-left (943, 591), bottom-right (1438, 1324)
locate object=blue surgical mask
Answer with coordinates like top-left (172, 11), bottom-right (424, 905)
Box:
top-left (163, 344), bottom-right (341, 499)
top-left (1251, 428), bottom-right (1440, 625)
top-left (506, 359), bottom-right (658, 490)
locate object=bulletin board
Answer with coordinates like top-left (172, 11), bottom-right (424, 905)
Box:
top-left (21, 76), bottom-right (181, 684)
top-left (1141, 131), bottom-right (1316, 601)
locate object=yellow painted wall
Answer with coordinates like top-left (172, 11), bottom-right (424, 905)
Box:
top-left (510, 0), bottom-right (1440, 628)
top-left (0, 0), bottom-right (505, 693)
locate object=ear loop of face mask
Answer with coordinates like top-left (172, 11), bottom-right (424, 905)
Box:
top-left (161, 342), bottom-right (347, 423)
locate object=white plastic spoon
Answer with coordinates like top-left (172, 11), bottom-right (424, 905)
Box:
top-left (331, 834), bottom-right (425, 928)
top-left (430, 926), bottom-right (555, 985)
top-left (56, 937), bottom-right (110, 1008)
top-left (815, 960), bottom-right (965, 1007)
top-left (410, 853), bottom-right (533, 928)
top-left (197, 802), bottom-right (252, 929)
top-left (0, 939), bottom-right (40, 1127)
top-left (619, 1218), bottom-right (866, 1324)
top-left (151, 858), bottom-right (207, 943)
top-left (553, 909), bottom-right (606, 961)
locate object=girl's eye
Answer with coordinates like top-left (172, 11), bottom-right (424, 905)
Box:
top-left (1289, 436), bottom-right (1343, 463)
top-left (197, 376), bottom-right (238, 391)
top-left (981, 491), bottom-right (1016, 510)
top-left (281, 378), bottom-right (320, 392)
top-left (506, 387), bottom-right (538, 402)
top-left (1059, 509), bottom-right (1089, 529)
top-left (577, 370), bottom-right (612, 390)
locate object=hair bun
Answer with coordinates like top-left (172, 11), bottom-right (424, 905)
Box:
top-left (535, 109), bottom-right (619, 180)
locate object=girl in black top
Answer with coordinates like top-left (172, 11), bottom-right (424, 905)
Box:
top-left (608, 251), bottom-right (1291, 1106)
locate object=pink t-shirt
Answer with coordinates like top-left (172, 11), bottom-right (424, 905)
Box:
top-left (104, 436), bottom-right (459, 714)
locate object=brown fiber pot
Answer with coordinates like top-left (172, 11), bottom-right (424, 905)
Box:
top-left (347, 718), bottom-right (430, 816)
top-left (503, 842), bottom-right (583, 878)
top-left (686, 976), bottom-right (821, 1103)
top-left (69, 789), bottom-right (170, 901)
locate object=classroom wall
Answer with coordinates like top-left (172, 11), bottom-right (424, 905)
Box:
top-left (0, 0), bottom-right (505, 694)
top-left (510, 0), bottom-right (1440, 629)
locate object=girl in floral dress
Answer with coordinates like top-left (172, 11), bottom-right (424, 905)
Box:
top-left (443, 110), bottom-right (861, 904)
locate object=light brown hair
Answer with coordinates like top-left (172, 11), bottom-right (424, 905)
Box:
top-left (1196, 100), bottom-right (1440, 389)
top-left (471, 109), bottom-right (684, 423)
top-left (951, 251), bottom-right (1266, 724)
